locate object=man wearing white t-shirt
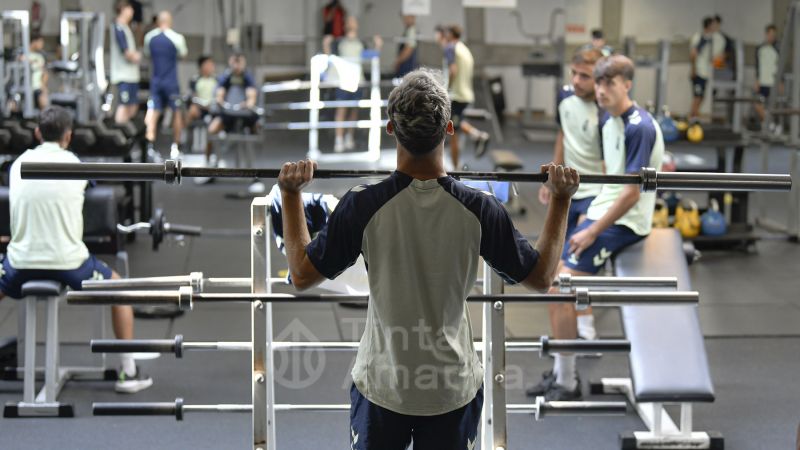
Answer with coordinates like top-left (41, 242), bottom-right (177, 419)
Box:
top-left (0, 106), bottom-right (153, 394)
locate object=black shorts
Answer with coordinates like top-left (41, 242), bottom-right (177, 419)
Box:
top-left (221, 114), bottom-right (258, 132)
top-left (758, 86), bottom-right (772, 99)
top-left (451, 101), bottom-right (469, 129)
top-left (692, 76), bottom-right (707, 98)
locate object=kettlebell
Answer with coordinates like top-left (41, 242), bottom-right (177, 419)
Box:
top-left (701, 199), bottom-right (727, 236)
top-left (652, 198), bottom-right (669, 228)
top-left (674, 199), bottom-right (701, 238)
top-left (687, 123), bottom-right (704, 143)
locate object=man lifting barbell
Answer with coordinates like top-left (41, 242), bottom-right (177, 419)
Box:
top-left (277, 69), bottom-right (579, 450)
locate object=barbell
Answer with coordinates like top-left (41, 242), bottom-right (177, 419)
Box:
top-left (88, 334), bottom-right (631, 358)
top-left (65, 286), bottom-right (699, 310)
top-left (20, 160), bottom-right (793, 192)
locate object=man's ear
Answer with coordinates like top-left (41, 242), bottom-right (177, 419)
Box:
top-left (386, 121), bottom-right (394, 135)
top-left (34, 127), bottom-right (42, 144)
top-left (446, 120), bottom-right (454, 136)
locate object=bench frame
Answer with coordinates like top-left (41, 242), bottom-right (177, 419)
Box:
top-left (3, 291), bottom-right (116, 418)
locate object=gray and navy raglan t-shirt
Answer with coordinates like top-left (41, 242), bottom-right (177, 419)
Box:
top-left (306, 171), bottom-right (538, 416)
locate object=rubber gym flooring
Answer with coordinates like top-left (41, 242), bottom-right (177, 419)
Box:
top-left (0, 122), bottom-right (798, 449)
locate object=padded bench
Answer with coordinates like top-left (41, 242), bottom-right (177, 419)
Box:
top-left (592, 228), bottom-right (722, 449)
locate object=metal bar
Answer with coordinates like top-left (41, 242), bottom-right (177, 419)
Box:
top-left (261, 120), bottom-right (388, 130)
top-left (66, 290), bottom-right (700, 306)
top-left (653, 171), bottom-right (792, 191)
top-left (265, 99), bottom-right (388, 110)
top-left (83, 276), bottom-right (270, 291)
top-left (23, 298), bottom-right (36, 403)
top-left (86, 273), bottom-right (675, 292)
top-left (261, 78), bottom-right (400, 93)
top-left (88, 338), bottom-right (629, 355)
top-left (184, 404), bottom-right (253, 413)
top-left (94, 400), bottom-right (626, 416)
top-left (680, 403), bottom-right (693, 437)
top-left (44, 296), bottom-right (60, 403)
top-left (250, 197), bottom-right (273, 450)
top-left (484, 267), bottom-right (507, 449)
top-left (67, 288), bottom-right (193, 308)
top-left (21, 161), bottom-right (793, 192)
top-left (555, 274), bottom-right (677, 290)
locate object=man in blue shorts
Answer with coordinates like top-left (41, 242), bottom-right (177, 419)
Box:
top-left (143, 11), bottom-right (187, 159)
top-left (531, 47), bottom-right (605, 379)
top-left (0, 106), bottom-right (152, 394)
top-left (275, 69), bottom-right (579, 449)
top-left (532, 55), bottom-right (664, 401)
top-left (110, 1), bottom-right (141, 124)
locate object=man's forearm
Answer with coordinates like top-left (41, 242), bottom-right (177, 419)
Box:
top-left (527, 196), bottom-right (570, 290)
top-left (553, 130), bottom-right (564, 165)
top-left (281, 192), bottom-right (312, 277)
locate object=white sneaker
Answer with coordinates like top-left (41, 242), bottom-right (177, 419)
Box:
top-left (344, 133), bottom-right (355, 150)
top-left (193, 157), bottom-right (214, 185)
top-left (115, 367), bottom-right (153, 394)
top-left (169, 143), bottom-right (182, 160)
top-left (334, 136), bottom-right (345, 153)
top-left (248, 181), bottom-right (266, 195)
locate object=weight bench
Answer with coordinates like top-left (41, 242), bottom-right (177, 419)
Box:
top-left (490, 149), bottom-right (525, 215)
top-left (0, 187), bottom-right (126, 417)
top-left (3, 280), bottom-right (116, 417)
top-left (591, 228), bottom-right (723, 449)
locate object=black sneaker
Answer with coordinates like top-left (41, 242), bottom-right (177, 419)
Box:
top-left (544, 376), bottom-right (582, 401)
top-left (525, 370), bottom-right (556, 397)
top-left (475, 132), bottom-right (490, 158)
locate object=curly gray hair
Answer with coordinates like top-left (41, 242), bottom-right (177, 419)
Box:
top-left (387, 69), bottom-right (451, 156)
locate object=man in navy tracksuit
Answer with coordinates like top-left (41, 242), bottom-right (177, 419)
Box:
top-left (143, 11), bottom-right (187, 159)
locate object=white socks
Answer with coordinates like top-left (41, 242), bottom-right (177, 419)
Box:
top-left (121, 354), bottom-right (137, 377)
top-left (577, 315), bottom-right (597, 340)
top-left (554, 353), bottom-right (577, 391)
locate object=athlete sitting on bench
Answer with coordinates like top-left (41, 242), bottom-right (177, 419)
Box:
top-left (203, 53), bottom-right (258, 172)
top-left (276, 69), bottom-right (579, 450)
top-left (530, 55), bottom-right (664, 401)
top-left (0, 106), bottom-right (153, 394)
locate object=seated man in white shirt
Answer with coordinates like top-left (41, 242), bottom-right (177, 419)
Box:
top-left (0, 106), bottom-right (153, 394)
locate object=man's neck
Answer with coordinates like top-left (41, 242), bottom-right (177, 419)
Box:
top-left (42, 141), bottom-right (66, 149)
top-left (610, 97), bottom-right (634, 117)
top-left (396, 146), bottom-right (447, 180)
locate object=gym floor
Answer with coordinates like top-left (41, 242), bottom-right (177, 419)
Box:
top-left (0, 123), bottom-right (798, 449)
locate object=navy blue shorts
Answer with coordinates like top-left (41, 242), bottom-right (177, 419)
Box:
top-left (335, 88), bottom-right (363, 102)
top-left (692, 76), bottom-right (707, 98)
top-left (117, 82), bottom-right (139, 105)
top-left (148, 82), bottom-right (181, 111)
top-left (349, 384), bottom-right (483, 450)
top-left (567, 196), bottom-right (595, 239)
top-left (758, 86), bottom-right (771, 99)
top-left (0, 255), bottom-right (113, 299)
top-left (561, 219), bottom-right (644, 274)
